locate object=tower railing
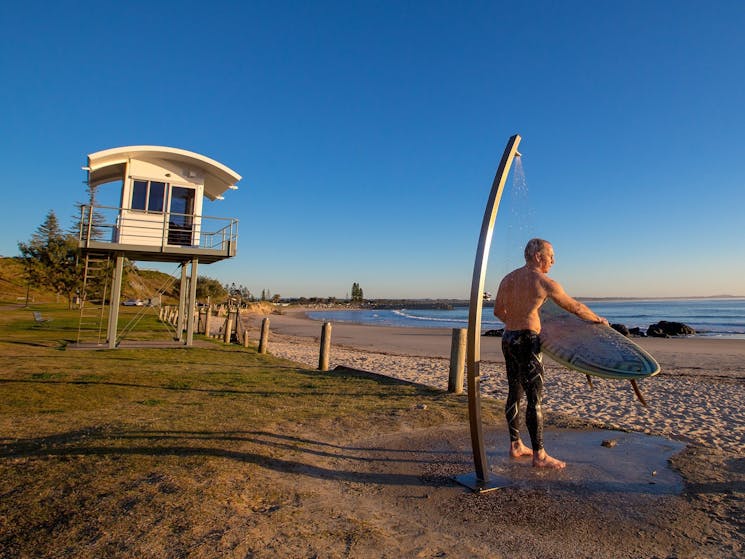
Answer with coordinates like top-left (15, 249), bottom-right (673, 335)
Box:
top-left (77, 204), bottom-right (238, 254)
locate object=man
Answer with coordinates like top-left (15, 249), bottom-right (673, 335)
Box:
top-left (494, 238), bottom-right (607, 469)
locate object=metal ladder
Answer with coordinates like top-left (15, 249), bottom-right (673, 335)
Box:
top-left (76, 252), bottom-right (111, 344)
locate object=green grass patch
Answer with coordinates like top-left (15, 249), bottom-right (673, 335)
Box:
top-left (30, 372), bottom-right (62, 380)
top-left (162, 380), bottom-right (192, 390)
top-left (75, 373), bottom-right (105, 382)
top-left (0, 303), bottom-right (501, 558)
top-left (0, 303), bottom-right (494, 435)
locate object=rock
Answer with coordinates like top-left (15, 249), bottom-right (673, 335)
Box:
top-left (610, 323), bottom-right (630, 337)
top-left (647, 321), bottom-right (696, 337)
top-left (628, 327), bottom-right (646, 337)
top-left (482, 329), bottom-right (504, 337)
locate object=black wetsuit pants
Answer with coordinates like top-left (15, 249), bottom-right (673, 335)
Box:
top-left (502, 330), bottom-right (545, 451)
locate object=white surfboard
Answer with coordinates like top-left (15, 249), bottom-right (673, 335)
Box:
top-left (539, 299), bottom-right (660, 380)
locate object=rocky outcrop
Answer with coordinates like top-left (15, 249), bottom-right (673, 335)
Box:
top-left (480, 322), bottom-right (695, 339)
top-left (646, 321), bottom-right (696, 337)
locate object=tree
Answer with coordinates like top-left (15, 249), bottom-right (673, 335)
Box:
top-left (351, 282), bottom-right (364, 302)
top-left (72, 183), bottom-right (106, 241)
top-left (196, 276), bottom-right (227, 301)
top-left (18, 210), bottom-right (81, 308)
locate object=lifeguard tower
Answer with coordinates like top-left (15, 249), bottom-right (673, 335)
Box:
top-left (76, 145), bottom-right (241, 348)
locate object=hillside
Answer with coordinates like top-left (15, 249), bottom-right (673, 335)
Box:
top-left (0, 257), bottom-right (53, 304)
top-left (0, 257), bottom-right (181, 304)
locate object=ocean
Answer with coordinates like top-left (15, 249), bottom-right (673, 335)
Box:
top-left (306, 298), bottom-right (745, 339)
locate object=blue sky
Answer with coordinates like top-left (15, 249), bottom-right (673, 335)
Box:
top-left (2, 1), bottom-right (744, 299)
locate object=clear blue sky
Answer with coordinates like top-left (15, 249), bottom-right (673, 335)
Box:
top-left (2, 1), bottom-right (744, 299)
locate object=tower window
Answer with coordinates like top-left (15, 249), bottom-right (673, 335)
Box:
top-left (131, 180), bottom-right (166, 212)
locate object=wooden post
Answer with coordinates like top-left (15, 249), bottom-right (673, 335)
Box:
top-left (205, 310), bottom-right (213, 338)
top-left (258, 317), bottom-right (270, 354)
top-left (448, 328), bottom-right (467, 394)
top-left (243, 329), bottom-right (250, 348)
top-left (319, 322), bottom-right (332, 371)
top-left (224, 316), bottom-right (234, 344)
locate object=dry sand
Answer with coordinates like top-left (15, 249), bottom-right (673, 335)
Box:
top-left (246, 309), bottom-right (745, 452)
top-left (232, 308), bottom-right (745, 558)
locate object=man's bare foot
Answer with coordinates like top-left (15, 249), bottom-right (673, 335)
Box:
top-left (532, 449), bottom-right (566, 469)
top-left (509, 440), bottom-right (533, 459)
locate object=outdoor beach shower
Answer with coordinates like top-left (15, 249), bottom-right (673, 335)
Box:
top-left (456, 133), bottom-right (522, 492)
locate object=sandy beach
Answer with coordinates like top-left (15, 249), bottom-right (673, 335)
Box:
top-left (245, 309), bottom-right (745, 452)
top-left (230, 308), bottom-right (745, 557)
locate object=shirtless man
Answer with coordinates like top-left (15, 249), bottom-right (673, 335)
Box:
top-left (494, 238), bottom-right (607, 469)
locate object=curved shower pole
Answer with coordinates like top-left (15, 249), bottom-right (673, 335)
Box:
top-left (456, 133), bottom-right (522, 493)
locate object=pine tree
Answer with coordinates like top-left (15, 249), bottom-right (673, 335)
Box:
top-left (18, 210), bottom-right (82, 308)
top-left (73, 183), bottom-right (106, 241)
top-left (350, 282), bottom-right (363, 302)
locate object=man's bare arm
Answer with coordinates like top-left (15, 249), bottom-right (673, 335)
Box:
top-left (544, 277), bottom-right (607, 324)
top-left (494, 283), bottom-right (508, 322)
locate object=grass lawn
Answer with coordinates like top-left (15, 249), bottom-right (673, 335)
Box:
top-left (0, 303), bottom-right (489, 558)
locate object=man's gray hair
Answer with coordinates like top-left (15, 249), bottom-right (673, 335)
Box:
top-left (524, 238), bottom-right (549, 261)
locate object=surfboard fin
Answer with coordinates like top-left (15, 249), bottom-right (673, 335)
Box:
top-left (630, 379), bottom-right (648, 407)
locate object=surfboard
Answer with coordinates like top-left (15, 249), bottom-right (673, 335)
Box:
top-left (538, 299), bottom-right (660, 380)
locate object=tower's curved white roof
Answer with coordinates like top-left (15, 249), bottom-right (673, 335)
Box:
top-left (87, 145), bottom-right (242, 201)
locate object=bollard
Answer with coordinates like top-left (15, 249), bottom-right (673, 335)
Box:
top-left (318, 322), bottom-right (332, 371)
top-left (224, 317), bottom-right (233, 344)
top-left (243, 328), bottom-right (250, 348)
top-left (205, 310), bottom-right (213, 337)
top-left (448, 328), bottom-right (467, 394)
top-left (258, 317), bottom-right (270, 354)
